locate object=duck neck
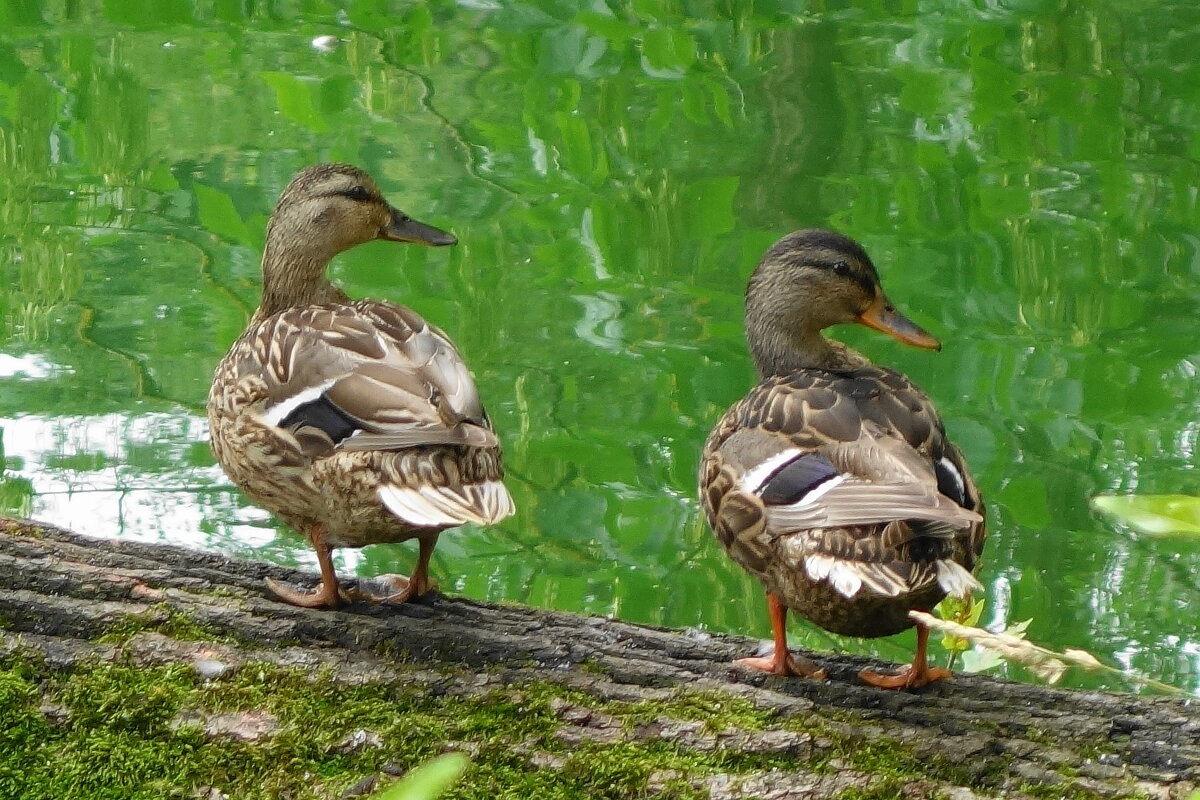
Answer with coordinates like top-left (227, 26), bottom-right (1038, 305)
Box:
top-left (255, 225), bottom-right (350, 319)
top-left (746, 309), bottom-right (867, 378)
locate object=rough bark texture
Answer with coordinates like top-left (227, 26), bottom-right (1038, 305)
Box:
top-left (2, 517), bottom-right (1198, 800)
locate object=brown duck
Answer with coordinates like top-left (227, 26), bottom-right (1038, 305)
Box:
top-left (699, 229), bottom-right (986, 689)
top-left (208, 164), bottom-right (515, 609)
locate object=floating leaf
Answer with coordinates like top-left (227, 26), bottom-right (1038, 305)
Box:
top-left (373, 753), bottom-right (469, 800)
top-left (1091, 494), bottom-right (1200, 536)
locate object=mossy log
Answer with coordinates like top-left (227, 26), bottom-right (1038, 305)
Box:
top-left (1, 517), bottom-right (1197, 800)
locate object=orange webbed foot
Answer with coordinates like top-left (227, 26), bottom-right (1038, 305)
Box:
top-left (348, 573), bottom-right (437, 604)
top-left (264, 577), bottom-right (349, 609)
top-left (858, 664), bottom-right (951, 690)
top-left (735, 650), bottom-right (826, 680)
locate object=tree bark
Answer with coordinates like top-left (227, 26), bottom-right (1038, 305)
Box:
top-left (1, 517), bottom-right (1197, 799)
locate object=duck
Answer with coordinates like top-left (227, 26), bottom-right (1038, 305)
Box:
top-left (207, 163), bottom-right (515, 609)
top-left (698, 229), bottom-right (986, 689)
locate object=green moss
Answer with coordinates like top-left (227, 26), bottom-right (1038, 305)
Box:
top-left (0, 666), bottom-right (51, 791)
top-left (575, 658), bottom-right (611, 677)
top-left (1021, 725), bottom-right (1055, 746)
top-left (783, 711), bottom-right (1000, 790)
top-left (0, 649), bottom-right (1125, 800)
top-left (604, 689), bottom-right (773, 733)
top-left (0, 654), bottom-right (717, 799)
top-left (1019, 782), bottom-right (1112, 800)
top-left (0, 518), bottom-right (47, 539)
top-left (97, 604), bottom-right (235, 645)
top-left (844, 738), bottom-right (976, 788)
top-left (0, 650), bottom-right (798, 800)
top-left (833, 779), bottom-right (908, 800)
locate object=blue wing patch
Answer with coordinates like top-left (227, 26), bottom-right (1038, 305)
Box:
top-left (759, 454), bottom-right (840, 506)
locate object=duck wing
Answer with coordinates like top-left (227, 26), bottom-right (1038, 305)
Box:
top-left (240, 301), bottom-right (498, 459)
top-left (701, 368), bottom-right (983, 600)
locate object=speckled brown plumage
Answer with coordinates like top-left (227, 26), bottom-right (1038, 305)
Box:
top-left (207, 163), bottom-right (514, 609)
top-left (698, 229), bottom-right (986, 688)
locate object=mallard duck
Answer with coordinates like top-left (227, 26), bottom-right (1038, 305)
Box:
top-left (207, 163), bottom-right (515, 609)
top-left (699, 229), bottom-right (986, 689)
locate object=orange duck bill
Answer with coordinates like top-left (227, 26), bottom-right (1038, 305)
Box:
top-left (857, 294), bottom-right (941, 350)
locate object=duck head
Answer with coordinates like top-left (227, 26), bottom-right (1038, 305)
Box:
top-left (745, 229), bottom-right (939, 376)
top-left (257, 163), bottom-right (456, 315)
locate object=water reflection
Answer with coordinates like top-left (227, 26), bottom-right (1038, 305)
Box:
top-left (0, 0), bottom-right (1197, 692)
top-left (2, 412), bottom-right (217, 541)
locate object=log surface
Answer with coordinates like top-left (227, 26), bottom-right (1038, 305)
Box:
top-left (1, 518), bottom-right (1197, 799)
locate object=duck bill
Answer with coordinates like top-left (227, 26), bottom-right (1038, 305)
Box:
top-left (381, 208), bottom-right (458, 246)
top-left (856, 295), bottom-right (941, 351)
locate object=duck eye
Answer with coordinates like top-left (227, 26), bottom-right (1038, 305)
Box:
top-left (341, 185), bottom-right (372, 202)
top-left (832, 260), bottom-right (850, 275)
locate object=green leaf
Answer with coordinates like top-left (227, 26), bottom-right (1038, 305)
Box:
top-left (1092, 494), bottom-right (1200, 536)
top-left (961, 649), bottom-right (1004, 674)
top-left (574, 11), bottom-right (639, 44)
top-left (707, 78), bottom-right (733, 127)
top-left (260, 71), bottom-right (329, 132)
top-left (935, 596), bottom-right (985, 654)
top-left (681, 81), bottom-right (708, 125)
top-left (1006, 619), bottom-right (1032, 638)
top-left (193, 183), bottom-right (251, 245)
top-left (641, 28), bottom-right (695, 78)
top-left (373, 753), bottom-right (469, 800)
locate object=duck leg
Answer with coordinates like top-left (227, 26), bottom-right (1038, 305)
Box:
top-left (265, 524), bottom-right (348, 609)
top-left (735, 593), bottom-right (826, 678)
top-left (357, 535), bottom-right (439, 604)
top-left (859, 622), bottom-right (951, 690)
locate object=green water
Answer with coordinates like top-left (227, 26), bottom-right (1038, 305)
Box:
top-left (1, 1), bottom-right (1197, 693)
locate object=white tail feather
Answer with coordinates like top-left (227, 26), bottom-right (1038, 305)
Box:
top-left (379, 481), bottom-right (515, 528)
top-left (805, 554), bottom-right (865, 599)
top-left (936, 559), bottom-right (982, 597)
